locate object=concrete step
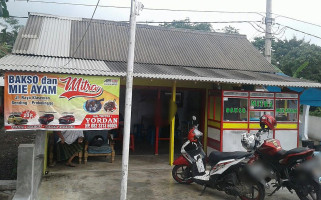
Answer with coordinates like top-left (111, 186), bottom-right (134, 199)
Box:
top-left (0, 180), bottom-right (16, 191)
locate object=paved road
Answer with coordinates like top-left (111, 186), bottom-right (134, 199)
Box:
top-left (38, 155), bottom-right (300, 200)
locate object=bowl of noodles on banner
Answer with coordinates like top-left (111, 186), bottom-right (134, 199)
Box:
top-left (104, 100), bottom-right (117, 113)
top-left (83, 99), bottom-right (104, 113)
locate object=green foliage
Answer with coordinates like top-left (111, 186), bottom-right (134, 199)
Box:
top-left (251, 37), bottom-right (266, 54)
top-left (0, 17), bottom-right (21, 58)
top-left (0, 0), bottom-right (9, 18)
top-left (160, 18), bottom-right (213, 32)
top-left (293, 61), bottom-right (309, 78)
top-left (222, 25), bottom-right (239, 34)
top-left (251, 37), bottom-right (321, 83)
top-left (310, 107), bottom-right (321, 117)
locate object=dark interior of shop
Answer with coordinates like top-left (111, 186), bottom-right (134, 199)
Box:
top-left (114, 87), bottom-right (204, 155)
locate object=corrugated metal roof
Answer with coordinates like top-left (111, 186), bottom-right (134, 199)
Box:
top-left (0, 55), bottom-right (122, 76)
top-left (1, 55), bottom-right (321, 88)
top-left (12, 13), bottom-right (276, 73)
top-left (21, 15), bottom-right (43, 39)
top-left (13, 16), bottom-right (71, 57)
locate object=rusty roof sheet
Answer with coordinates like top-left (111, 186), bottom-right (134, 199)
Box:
top-left (12, 13), bottom-right (276, 73)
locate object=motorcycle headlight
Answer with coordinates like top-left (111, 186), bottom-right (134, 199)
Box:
top-left (241, 133), bottom-right (255, 151)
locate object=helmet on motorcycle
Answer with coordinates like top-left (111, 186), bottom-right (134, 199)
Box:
top-left (188, 128), bottom-right (203, 142)
top-left (241, 132), bottom-right (256, 151)
top-left (260, 114), bottom-right (277, 130)
top-left (188, 128), bottom-right (197, 142)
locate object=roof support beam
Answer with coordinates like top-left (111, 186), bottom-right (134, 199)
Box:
top-left (169, 81), bottom-right (176, 166)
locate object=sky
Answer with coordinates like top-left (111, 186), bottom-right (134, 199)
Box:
top-left (7, 0), bottom-right (321, 46)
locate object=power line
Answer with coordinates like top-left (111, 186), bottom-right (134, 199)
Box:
top-left (138, 20), bottom-right (262, 24)
top-left (14, 0), bottom-right (265, 16)
top-left (273, 13), bottom-right (321, 29)
top-left (247, 22), bottom-right (265, 33)
top-left (143, 8), bottom-right (264, 16)
top-left (3, 15), bottom-right (262, 25)
top-left (13, 0), bottom-right (321, 29)
top-left (11, 1), bottom-right (321, 41)
top-left (276, 23), bottom-right (321, 40)
top-left (64, 0), bottom-right (100, 67)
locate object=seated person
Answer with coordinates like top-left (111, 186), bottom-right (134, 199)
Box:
top-left (56, 130), bottom-right (84, 167)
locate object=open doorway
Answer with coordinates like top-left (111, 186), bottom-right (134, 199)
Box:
top-left (115, 87), bottom-right (205, 155)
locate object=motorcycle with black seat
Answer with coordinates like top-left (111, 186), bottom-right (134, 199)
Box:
top-left (172, 117), bottom-right (265, 200)
top-left (241, 114), bottom-right (321, 200)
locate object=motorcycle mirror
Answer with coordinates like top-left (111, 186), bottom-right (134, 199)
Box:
top-left (192, 116), bottom-right (196, 121)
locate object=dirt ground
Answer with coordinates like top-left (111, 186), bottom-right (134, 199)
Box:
top-left (0, 129), bottom-right (35, 180)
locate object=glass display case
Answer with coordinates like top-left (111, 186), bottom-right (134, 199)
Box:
top-left (207, 90), bottom-right (299, 153)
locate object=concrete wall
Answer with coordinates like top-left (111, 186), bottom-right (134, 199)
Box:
top-left (13, 131), bottom-right (45, 200)
top-left (300, 115), bottom-right (321, 141)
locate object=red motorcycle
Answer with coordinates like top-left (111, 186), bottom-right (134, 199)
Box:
top-left (241, 115), bottom-right (321, 200)
top-left (172, 117), bottom-right (265, 200)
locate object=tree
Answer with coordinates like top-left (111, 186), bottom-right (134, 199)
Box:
top-left (0, 0), bottom-right (9, 18)
top-left (160, 18), bottom-right (213, 32)
top-left (0, 17), bottom-right (21, 58)
top-left (222, 25), bottom-right (239, 34)
top-left (251, 37), bottom-right (321, 83)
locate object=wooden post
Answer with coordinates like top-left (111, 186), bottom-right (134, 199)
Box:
top-left (169, 81), bottom-right (176, 165)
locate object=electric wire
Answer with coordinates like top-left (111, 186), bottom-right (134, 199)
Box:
top-left (276, 23), bottom-right (321, 40)
top-left (63, 0), bottom-right (100, 67)
top-left (253, 22), bottom-right (265, 32)
top-left (273, 29), bottom-right (286, 41)
top-left (249, 31), bottom-right (264, 41)
top-left (13, 0), bottom-right (321, 28)
top-left (3, 15), bottom-right (263, 25)
top-left (273, 13), bottom-right (321, 29)
top-left (14, 0), bottom-right (265, 16)
top-left (247, 22), bottom-right (265, 33)
top-left (137, 20), bottom-right (262, 24)
top-left (10, 0), bottom-right (321, 43)
top-left (251, 22), bottom-right (266, 33)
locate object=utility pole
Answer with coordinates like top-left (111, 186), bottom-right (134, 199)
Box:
top-left (120, 0), bottom-right (143, 199)
top-left (265, 0), bottom-right (272, 63)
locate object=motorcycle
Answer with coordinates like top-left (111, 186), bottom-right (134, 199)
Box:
top-left (241, 114), bottom-right (321, 200)
top-left (172, 117), bottom-right (265, 200)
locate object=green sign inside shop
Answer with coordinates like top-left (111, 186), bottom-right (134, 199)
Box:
top-left (250, 99), bottom-right (273, 108)
top-left (276, 108), bottom-right (298, 114)
top-left (226, 107), bottom-right (247, 114)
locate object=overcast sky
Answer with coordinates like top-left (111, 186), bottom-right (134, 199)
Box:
top-left (8, 0), bottom-right (321, 46)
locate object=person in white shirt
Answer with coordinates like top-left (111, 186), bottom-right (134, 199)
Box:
top-left (56, 130), bottom-right (84, 167)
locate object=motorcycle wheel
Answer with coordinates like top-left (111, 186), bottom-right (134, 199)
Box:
top-left (239, 183), bottom-right (265, 200)
top-left (172, 165), bottom-right (193, 184)
top-left (295, 181), bottom-right (321, 200)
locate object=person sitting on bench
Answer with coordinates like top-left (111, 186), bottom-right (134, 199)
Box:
top-left (56, 130), bottom-right (84, 167)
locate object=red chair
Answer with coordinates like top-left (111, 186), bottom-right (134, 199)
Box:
top-left (114, 133), bottom-right (135, 152)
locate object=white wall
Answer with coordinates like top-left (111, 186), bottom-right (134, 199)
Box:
top-left (275, 130), bottom-right (298, 150)
top-left (300, 115), bottom-right (321, 141)
top-left (222, 130), bottom-right (248, 152)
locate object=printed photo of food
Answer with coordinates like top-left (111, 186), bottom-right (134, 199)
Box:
top-left (84, 99), bottom-right (104, 113)
top-left (104, 99), bottom-right (117, 112)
